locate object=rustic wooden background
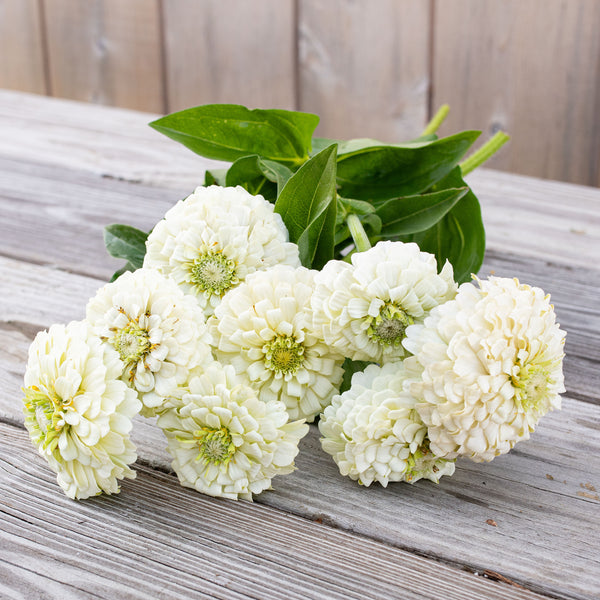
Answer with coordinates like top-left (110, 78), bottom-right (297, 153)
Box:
top-left (1, 0), bottom-right (599, 186)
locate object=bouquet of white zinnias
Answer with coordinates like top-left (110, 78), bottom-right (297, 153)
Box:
top-left (21, 104), bottom-right (565, 501)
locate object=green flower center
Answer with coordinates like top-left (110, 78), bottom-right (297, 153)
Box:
top-left (23, 385), bottom-right (71, 453)
top-left (512, 363), bottom-right (553, 413)
top-left (194, 426), bottom-right (235, 466)
top-left (189, 251), bottom-right (238, 297)
top-left (404, 438), bottom-right (433, 483)
top-left (366, 302), bottom-right (413, 347)
top-left (263, 334), bottom-right (305, 375)
top-left (113, 320), bottom-right (151, 366)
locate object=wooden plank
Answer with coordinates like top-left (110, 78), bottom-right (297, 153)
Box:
top-left (162, 0), bottom-right (296, 112)
top-left (42, 0), bottom-right (164, 112)
top-left (0, 423), bottom-right (549, 600)
top-left (0, 90), bottom-right (216, 190)
top-left (432, 0), bottom-right (600, 186)
top-left (468, 168), bottom-right (600, 271)
top-left (0, 0), bottom-right (47, 94)
top-left (297, 0), bottom-right (430, 142)
top-left (0, 256), bottom-right (598, 599)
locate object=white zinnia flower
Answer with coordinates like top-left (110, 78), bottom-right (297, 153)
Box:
top-left (320, 362), bottom-right (455, 487)
top-left (312, 241), bottom-right (457, 364)
top-left (404, 276), bottom-right (566, 462)
top-left (157, 363), bottom-right (308, 500)
top-left (210, 265), bottom-right (345, 422)
top-left (143, 185), bottom-right (300, 317)
top-left (86, 268), bottom-right (213, 416)
top-left (22, 321), bottom-right (141, 499)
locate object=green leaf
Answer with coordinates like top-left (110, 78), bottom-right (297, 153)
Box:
top-left (259, 159), bottom-right (294, 193)
top-left (205, 168), bottom-right (227, 186)
top-left (149, 104), bottom-right (319, 166)
top-left (104, 224), bottom-right (148, 269)
top-left (336, 131), bottom-right (480, 201)
top-left (376, 187), bottom-right (468, 236)
top-left (340, 359), bottom-right (372, 394)
top-left (275, 144), bottom-right (338, 269)
top-left (225, 155), bottom-right (277, 200)
top-left (403, 167), bottom-right (485, 283)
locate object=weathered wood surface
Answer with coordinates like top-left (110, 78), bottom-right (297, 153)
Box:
top-left (433, 0), bottom-right (600, 185)
top-left (0, 91), bottom-right (599, 599)
top-left (0, 0), bottom-right (47, 95)
top-left (162, 0), bottom-right (296, 112)
top-left (297, 0), bottom-right (430, 141)
top-left (42, 0), bottom-right (164, 112)
top-left (1, 422), bottom-right (550, 600)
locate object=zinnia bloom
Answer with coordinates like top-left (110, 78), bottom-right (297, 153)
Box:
top-left (143, 185), bottom-right (300, 317)
top-left (319, 362), bottom-right (455, 486)
top-left (86, 268), bottom-right (213, 416)
top-left (312, 241), bottom-right (457, 364)
top-left (157, 363), bottom-right (308, 500)
top-left (403, 276), bottom-right (566, 462)
top-left (210, 265), bottom-right (344, 421)
top-left (22, 321), bottom-right (141, 499)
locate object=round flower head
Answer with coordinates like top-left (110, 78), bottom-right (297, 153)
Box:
top-left (86, 268), bottom-right (213, 416)
top-left (22, 321), bottom-right (141, 499)
top-left (157, 363), bottom-right (308, 500)
top-left (312, 241), bottom-right (457, 364)
top-left (143, 185), bottom-right (300, 317)
top-left (404, 276), bottom-right (566, 462)
top-left (211, 265), bottom-right (345, 422)
top-left (320, 362), bottom-right (455, 487)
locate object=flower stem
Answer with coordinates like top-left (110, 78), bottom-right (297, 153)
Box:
top-left (460, 131), bottom-right (510, 176)
top-left (422, 104), bottom-right (450, 136)
top-left (347, 213), bottom-right (372, 253)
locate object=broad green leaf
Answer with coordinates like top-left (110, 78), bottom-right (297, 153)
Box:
top-left (275, 144), bottom-right (338, 269)
top-left (340, 359), bottom-right (372, 393)
top-left (259, 159), bottom-right (294, 193)
top-left (403, 167), bottom-right (485, 283)
top-left (205, 168), bottom-right (227, 186)
top-left (225, 155), bottom-right (277, 200)
top-left (376, 187), bottom-right (468, 236)
top-left (149, 104), bottom-right (319, 166)
top-left (104, 224), bottom-right (148, 269)
top-left (336, 131), bottom-right (480, 201)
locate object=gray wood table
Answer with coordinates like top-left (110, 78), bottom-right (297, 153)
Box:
top-left (0, 90), bottom-right (598, 600)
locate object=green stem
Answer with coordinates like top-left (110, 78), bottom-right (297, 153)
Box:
top-left (422, 104), bottom-right (450, 136)
top-left (460, 131), bottom-right (510, 176)
top-left (347, 213), bottom-right (372, 253)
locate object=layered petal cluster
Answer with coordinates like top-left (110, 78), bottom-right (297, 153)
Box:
top-left (86, 268), bottom-right (213, 416)
top-left (22, 321), bottom-right (141, 499)
top-left (157, 363), bottom-right (308, 500)
top-left (319, 362), bottom-right (455, 486)
top-left (312, 241), bottom-right (457, 364)
top-left (143, 185), bottom-right (300, 317)
top-left (404, 276), bottom-right (566, 462)
top-left (210, 265), bottom-right (345, 421)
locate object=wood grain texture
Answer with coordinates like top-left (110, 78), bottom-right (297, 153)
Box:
top-left (432, 0), bottom-right (600, 186)
top-left (0, 0), bottom-right (47, 94)
top-left (298, 0), bottom-right (430, 141)
top-left (162, 0), bottom-right (296, 112)
top-left (43, 0), bottom-right (164, 112)
top-left (0, 254), bottom-right (598, 598)
top-left (0, 423), bottom-right (549, 600)
top-left (0, 90), bottom-right (217, 190)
